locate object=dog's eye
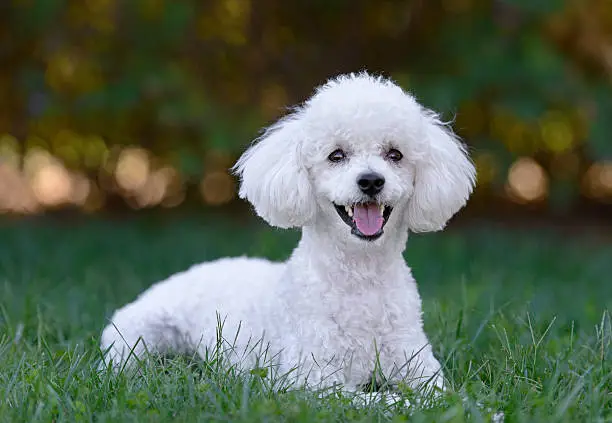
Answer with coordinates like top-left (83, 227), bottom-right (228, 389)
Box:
top-left (386, 149), bottom-right (403, 162)
top-left (328, 149), bottom-right (346, 163)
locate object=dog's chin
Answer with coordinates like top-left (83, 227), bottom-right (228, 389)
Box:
top-left (333, 203), bottom-right (393, 242)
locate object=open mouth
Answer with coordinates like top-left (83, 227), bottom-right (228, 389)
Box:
top-left (334, 203), bottom-right (393, 241)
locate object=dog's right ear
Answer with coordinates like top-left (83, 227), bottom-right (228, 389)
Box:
top-left (405, 112), bottom-right (476, 232)
top-left (232, 116), bottom-right (316, 228)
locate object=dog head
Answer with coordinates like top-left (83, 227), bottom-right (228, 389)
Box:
top-left (234, 73), bottom-right (476, 242)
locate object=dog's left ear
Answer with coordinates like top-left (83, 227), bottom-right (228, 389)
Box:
top-left (406, 113), bottom-right (476, 232)
top-left (233, 116), bottom-right (316, 228)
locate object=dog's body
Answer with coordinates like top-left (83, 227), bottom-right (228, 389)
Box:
top-left (101, 73), bottom-right (475, 393)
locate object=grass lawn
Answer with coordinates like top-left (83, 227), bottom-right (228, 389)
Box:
top-left (0, 213), bottom-right (610, 422)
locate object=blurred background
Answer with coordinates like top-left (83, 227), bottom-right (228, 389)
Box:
top-left (1, 0), bottom-right (611, 223)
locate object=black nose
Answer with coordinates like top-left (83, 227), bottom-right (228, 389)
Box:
top-left (357, 172), bottom-right (385, 196)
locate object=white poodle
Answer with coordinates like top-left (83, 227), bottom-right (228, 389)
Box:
top-left (101, 72), bottom-right (476, 395)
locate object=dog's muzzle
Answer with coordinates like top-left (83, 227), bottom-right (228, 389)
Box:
top-left (334, 203), bottom-right (392, 241)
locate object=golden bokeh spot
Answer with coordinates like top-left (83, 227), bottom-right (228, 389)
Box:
top-left (539, 112), bottom-right (574, 153)
top-left (582, 162), bottom-right (612, 201)
top-left (200, 171), bottom-right (235, 206)
top-left (0, 163), bottom-right (39, 214)
top-left (600, 163), bottom-right (612, 191)
top-left (31, 163), bottom-right (74, 207)
top-left (506, 157), bottom-right (549, 203)
top-left (133, 167), bottom-right (173, 208)
top-left (115, 147), bottom-right (150, 192)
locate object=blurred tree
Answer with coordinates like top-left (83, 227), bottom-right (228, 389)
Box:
top-left (0, 0), bottom-right (611, 213)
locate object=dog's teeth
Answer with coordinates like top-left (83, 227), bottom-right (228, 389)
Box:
top-left (346, 206), bottom-right (353, 217)
top-left (379, 204), bottom-right (385, 214)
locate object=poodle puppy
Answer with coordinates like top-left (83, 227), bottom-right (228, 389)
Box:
top-left (100, 72), bottom-right (476, 395)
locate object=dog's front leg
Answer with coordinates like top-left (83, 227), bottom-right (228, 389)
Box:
top-left (381, 341), bottom-right (445, 397)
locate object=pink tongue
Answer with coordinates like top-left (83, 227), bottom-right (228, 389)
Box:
top-left (353, 204), bottom-right (384, 236)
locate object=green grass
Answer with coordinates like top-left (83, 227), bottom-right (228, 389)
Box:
top-left (0, 213), bottom-right (611, 422)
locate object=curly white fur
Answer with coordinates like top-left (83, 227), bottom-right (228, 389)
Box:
top-left (100, 72), bottom-right (476, 394)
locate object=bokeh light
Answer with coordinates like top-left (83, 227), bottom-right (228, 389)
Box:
top-left (539, 112), bottom-right (575, 154)
top-left (115, 148), bottom-right (150, 193)
top-left (31, 162), bottom-right (73, 207)
top-left (506, 157), bottom-right (549, 203)
top-left (0, 1), bottom-right (611, 216)
top-left (583, 162), bottom-right (612, 202)
top-left (200, 171), bottom-right (235, 206)
top-left (0, 163), bottom-right (39, 214)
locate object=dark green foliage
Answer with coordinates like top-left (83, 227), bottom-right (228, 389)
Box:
top-left (2, 0), bottom-right (612, 212)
